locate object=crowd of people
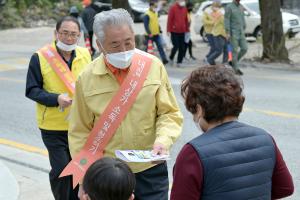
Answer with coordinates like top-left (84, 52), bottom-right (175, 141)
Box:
top-left (24, 0), bottom-right (294, 200)
top-left (144, 0), bottom-right (246, 75)
top-left (69, 0), bottom-right (247, 75)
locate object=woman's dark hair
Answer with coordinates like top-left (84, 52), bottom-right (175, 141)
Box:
top-left (56, 16), bottom-right (80, 31)
top-left (181, 65), bottom-right (245, 123)
top-left (187, 1), bottom-right (194, 12)
top-left (150, 0), bottom-right (158, 6)
top-left (70, 13), bottom-right (79, 18)
top-left (83, 157), bottom-right (136, 200)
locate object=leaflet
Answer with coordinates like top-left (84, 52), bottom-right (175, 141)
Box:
top-left (115, 150), bottom-right (170, 163)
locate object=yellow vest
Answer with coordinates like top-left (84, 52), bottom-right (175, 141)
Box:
top-left (145, 10), bottom-right (160, 35)
top-left (36, 43), bottom-right (91, 130)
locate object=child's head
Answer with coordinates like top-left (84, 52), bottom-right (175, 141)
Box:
top-left (81, 157), bottom-right (136, 200)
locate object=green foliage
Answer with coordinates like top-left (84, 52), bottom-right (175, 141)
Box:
top-left (26, 0), bottom-right (53, 7)
top-left (0, 0), bottom-right (82, 29)
top-left (0, 0), bottom-right (24, 29)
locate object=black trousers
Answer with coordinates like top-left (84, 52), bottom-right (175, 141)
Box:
top-left (169, 32), bottom-right (185, 64)
top-left (183, 39), bottom-right (194, 58)
top-left (134, 162), bottom-right (169, 200)
top-left (41, 129), bottom-right (79, 200)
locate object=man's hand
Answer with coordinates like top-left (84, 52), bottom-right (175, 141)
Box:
top-left (58, 93), bottom-right (72, 109)
top-left (78, 184), bottom-right (89, 200)
top-left (152, 142), bottom-right (168, 164)
top-left (78, 184), bottom-right (84, 199)
top-left (152, 142), bottom-right (168, 156)
top-left (226, 34), bottom-right (231, 40)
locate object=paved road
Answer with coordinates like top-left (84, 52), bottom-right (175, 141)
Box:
top-left (0, 17), bottom-right (300, 199)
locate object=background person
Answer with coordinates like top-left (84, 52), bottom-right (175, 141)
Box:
top-left (81, 0), bottom-right (111, 56)
top-left (224, 0), bottom-right (248, 75)
top-left (143, 0), bottom-right (169, 64)
top-left (202, 4), bottom-right (215, 63)
top-left (25, 16), bottom-right (91, 200)
top-left (206, 1), bottom-right (227, 65)
top-left (171, 65), bottom-right (294, 200)
top-left (69, 6), bottom-right (89, 41)
top-left (167, 0), bottom-right (188, 67)
top-left (183, 1), bottom-right (196, 61)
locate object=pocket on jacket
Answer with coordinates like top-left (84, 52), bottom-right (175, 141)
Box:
top-left (84, 87), bottom-right (117, 115)
top-left (133, 79), bottom-right (161, 116)
top-left (143, 79), bottom-right (161, 87)
top-left (142, 79), bottom-right (161, 96)
top-left (84, 87), bottom-right (117, 97)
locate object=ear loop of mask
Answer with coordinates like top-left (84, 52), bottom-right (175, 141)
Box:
top-left (98, 41), bottom-right (108, 55)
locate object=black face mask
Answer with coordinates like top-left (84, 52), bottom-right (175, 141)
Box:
top-left (70, 13), bottom-right (79, 18)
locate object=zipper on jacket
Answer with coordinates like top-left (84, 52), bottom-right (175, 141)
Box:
top-left (41, 106), bottom-right (47, 124)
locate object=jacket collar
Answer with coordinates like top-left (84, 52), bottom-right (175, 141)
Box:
top-left (233, 1), bottom-right (240, 6)
top-left (92, 54), bottom-right (110, 75)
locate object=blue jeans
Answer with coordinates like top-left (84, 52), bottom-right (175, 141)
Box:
top-left (207, 35), bottom-right (227, 65)
top-left (146, 35), bottom-right (168, 62)
top-left (206, 33), bottom-right (215, 58)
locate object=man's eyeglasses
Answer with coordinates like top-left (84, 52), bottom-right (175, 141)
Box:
top-left (58, 31), bottom-right (79, 39)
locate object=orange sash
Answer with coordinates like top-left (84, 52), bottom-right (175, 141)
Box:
top-left (39, 45), bottom-right (76, 94)
top-left (60, 49), bottom-right (153, 187)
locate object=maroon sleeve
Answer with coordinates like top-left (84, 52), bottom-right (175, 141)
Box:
top-left (271, 138), bottom-right (294, 199)
top-left (170, 144), bottom-right (203, 200)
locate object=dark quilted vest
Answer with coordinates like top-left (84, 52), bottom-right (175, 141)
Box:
top-left (189, 121), bottom-right (276, 200)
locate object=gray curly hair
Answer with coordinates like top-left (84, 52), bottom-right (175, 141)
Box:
top-left (93, 8), bottom-right (134, 43)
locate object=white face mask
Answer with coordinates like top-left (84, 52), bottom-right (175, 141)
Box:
top-left (56, 39), bottom-right (77, 52)
top-left (104, 48), bottom-right (135, 69)
top-left (99, 41), bottom-right (135, 69)
top-left (179, 1), bottom-right (186, 7)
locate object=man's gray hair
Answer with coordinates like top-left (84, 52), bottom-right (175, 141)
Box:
top-left (93, 8), bottom-right (134, 43)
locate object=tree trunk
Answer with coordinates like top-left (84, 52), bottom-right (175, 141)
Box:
top-left (112, 0), bottom-right (133, 19)
top-left (259, 0), bottom-right (289, 62)
top-left (112, 0), bottom-right (131, 11)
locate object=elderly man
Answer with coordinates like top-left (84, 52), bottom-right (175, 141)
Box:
top-left (66, 8), bottom-right (183, 200)
top-left (25, 16), bottom-right (91, 200)
top-left (224, 0), bottom-right (248, 75)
